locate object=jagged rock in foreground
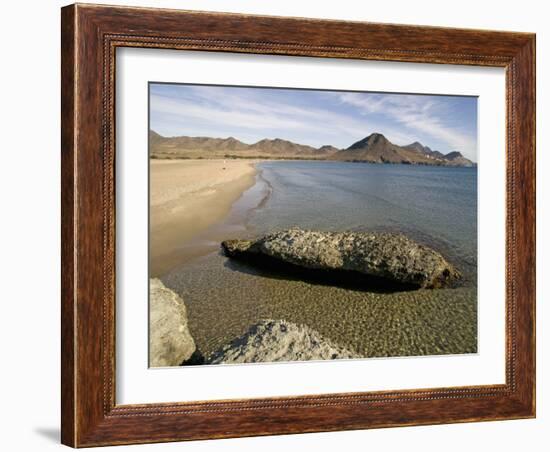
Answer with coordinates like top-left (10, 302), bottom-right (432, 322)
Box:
top-left (222, 228), bottom-right (461, 289)
top-left (149, 278), bottom-right (196, 367)
top-left (208, 319), bottom-right (358, 364)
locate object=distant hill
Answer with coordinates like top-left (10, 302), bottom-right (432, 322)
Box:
top-left (331, 133), bottom-right (432, 164)
top-left (149, 132), bottom-right (338, 159)
top-left (442, 151), bottom-right (475, 167)
top-left (151, 134), bottom-right (249, 152)
top-left (331, 133), bottom-right (475, 167)
top-left (317, 145), bottom-right (341, 154)
top-left (403, 141), bottom-right (431, 154)
top-left (251, 138), bottom-right (318, 155)
top-left (401, 141), bottom-right (473, 165)
top-left (149, 130), bottom-right (165, 147)
top-left (149, 130), bottom-right (475, 167)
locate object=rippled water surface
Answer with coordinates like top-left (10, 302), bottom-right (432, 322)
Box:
top-left (163, 162), bottom-right (478, 360)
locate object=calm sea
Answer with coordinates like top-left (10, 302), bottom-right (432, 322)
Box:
top-left (247, 161), bottom-right (477, 281)
top-left (163, 161), bottom-right (478, 358)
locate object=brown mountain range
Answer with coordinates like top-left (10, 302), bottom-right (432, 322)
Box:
top-left (149, 130), bottom-right (475, 167)
top-left (332, 133), bottom-right (475, 166)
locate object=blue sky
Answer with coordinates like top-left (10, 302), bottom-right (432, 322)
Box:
top-left (150, 83), bottom-right (478, 161)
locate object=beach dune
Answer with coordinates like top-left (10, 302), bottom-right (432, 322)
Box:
top-left (150, 159), bottom-right (257, 276)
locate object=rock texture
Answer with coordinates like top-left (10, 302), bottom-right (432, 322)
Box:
top-left (208, 319), bottom-right (357, 364)
top-left (149, 278), bottom-right (196, 367)
top-left (222, 228), bottom-right (461, 289)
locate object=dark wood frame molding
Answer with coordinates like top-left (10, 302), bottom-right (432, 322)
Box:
top-left (61, 3), bottom-right (536, 447)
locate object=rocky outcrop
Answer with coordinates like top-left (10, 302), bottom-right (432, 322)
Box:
top-left (222, 228), bottom-right (461, 289)
top-left (148, 279), bottom-right (358, 367)
top-left (443, 151), bottom-right (476, 167)
top-left (208, 319), bottom-right (358, 364)
top-left (149, 278), bottom-right (196, 367)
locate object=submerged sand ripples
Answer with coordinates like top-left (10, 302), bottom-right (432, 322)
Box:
top-left (163, 252), bottom-right (477, 360)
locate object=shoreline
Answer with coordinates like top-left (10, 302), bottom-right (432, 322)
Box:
top-left (150, 159), bottom-right (260, 276)
top-left (157, 160), bottom-right (478, 360)
top-left (152, 156), bottom-right (477, 168)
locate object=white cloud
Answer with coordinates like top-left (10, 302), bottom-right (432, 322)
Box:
top-left (151, 94), bottom-right (301, 131)
top-left (338, 92), bottom-right (477, 156)
top-left (151, 89), bottom-right (379, 147)
top-left (150, 85), bottom-right (476, 157)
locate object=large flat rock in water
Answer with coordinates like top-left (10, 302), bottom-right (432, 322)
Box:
top-left (222, 228), bottom-right (460, 289)
top-left (208, 319), bottom-right (358, 364)
top-left (149, 278), bottom-right (196, 367)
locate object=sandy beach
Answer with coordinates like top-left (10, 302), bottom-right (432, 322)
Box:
top-left (147, 84), bottom-right (479, 365)
top-left (150, 159), bottom-right (257, 276)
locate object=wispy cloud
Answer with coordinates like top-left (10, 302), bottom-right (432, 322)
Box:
top-left (151, 86), bottom-right (383, 146)
top-left (149, 84), bottom-right (477, 160)
top-left (337, 92), bottom-right (477, 156)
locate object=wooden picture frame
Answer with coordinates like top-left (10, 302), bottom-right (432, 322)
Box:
top-left (61, 3), bottom-right (536, 447)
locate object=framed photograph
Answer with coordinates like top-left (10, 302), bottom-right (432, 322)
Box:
top-left (61, 3), bottom-right (536, 447)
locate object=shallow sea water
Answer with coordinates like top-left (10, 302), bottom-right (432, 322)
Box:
top-left (162, 161), bottom-right (478, 360)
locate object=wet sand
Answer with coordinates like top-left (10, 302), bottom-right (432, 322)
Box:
top-left (150, 159), bottom-right (257, 276)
